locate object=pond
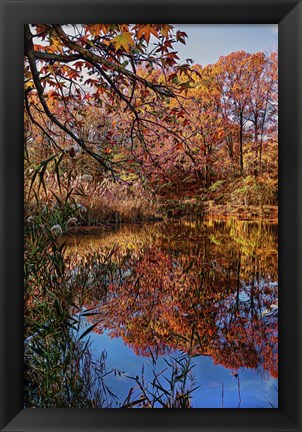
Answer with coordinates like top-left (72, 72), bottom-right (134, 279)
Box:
top-left (66, 218), bottom-right (278, 408)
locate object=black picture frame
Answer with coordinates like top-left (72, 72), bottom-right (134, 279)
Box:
top-left (1, 0), bottom-right (301, 430)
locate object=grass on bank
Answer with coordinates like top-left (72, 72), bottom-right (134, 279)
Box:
top-left (25, 174), bottom-right (162, 227)
top-left (25, 170), bottom-right (278, 227)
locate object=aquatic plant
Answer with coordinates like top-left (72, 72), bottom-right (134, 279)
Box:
top-left (123, 350), bottom-right (199, 408)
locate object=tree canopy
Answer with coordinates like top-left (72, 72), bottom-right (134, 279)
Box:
top-left (24, 24), bottom-right (192, 176)
top-left (25, 24), bottom-right (278, 216)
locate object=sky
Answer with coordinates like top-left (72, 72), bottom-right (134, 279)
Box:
top-left (31, 24), bottom-right (278, 69)
top-left (172, 24), bottom-right (278, 66)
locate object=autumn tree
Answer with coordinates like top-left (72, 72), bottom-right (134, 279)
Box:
top-left (24, 24), bottom-right (192, 179)
top-left (214, 51), bottom-right (278, 177)
top-left (25, 27), bottom-right (278, 212)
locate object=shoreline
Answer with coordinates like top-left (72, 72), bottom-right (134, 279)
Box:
top-left (66, 205), bottom-right (278, 235)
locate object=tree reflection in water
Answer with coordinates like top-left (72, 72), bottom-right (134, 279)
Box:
top-left (66, 218), bottom-right (278, 383)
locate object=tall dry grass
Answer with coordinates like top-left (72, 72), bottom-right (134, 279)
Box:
top-left (25, 172), bottom-right (161, 226)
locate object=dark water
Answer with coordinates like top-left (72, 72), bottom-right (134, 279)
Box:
top-left (67, 218), bottom-right (278, 408)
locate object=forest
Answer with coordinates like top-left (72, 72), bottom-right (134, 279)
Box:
top-left (24, 24), bottom-right (278, 408)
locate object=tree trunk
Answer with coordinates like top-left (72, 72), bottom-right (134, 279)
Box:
top-left (239, 112), bottom-right (244, 175)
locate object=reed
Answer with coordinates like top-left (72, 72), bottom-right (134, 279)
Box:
top-left (24, 216), bottom-right (118, 407)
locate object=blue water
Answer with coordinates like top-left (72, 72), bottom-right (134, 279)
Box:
top-left (69, 219), bottom-right (278, 408)
top-left (83, 329), bottom-right (277, 408)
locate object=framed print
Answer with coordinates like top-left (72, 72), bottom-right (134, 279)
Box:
top-left (1, 0), bottom-right (301, 431)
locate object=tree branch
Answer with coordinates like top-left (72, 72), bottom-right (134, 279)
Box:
top-left (33, 52), bottom-right (81, 63)
top-left (24, 24), bottom-right (116, 176)
top-left (51, 25), bottom-right (175, 97)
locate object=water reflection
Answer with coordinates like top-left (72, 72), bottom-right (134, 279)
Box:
top-left (66, 218), bottom-right (278, 407)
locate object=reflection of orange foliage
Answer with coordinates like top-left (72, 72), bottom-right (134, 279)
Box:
top-left (64, 219), bottom-right (278, 378)
top-left (83, 230), bottom-right (278, 378)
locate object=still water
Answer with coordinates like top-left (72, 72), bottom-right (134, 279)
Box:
top-left (66, 218), bottom-right (278, 408)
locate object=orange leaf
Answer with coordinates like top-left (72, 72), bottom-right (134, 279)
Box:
top-left (49, 34), bottom-right (63, 53)
top-left (136, 24), bottom-right (159, 44)
top-left (160, 24), bottom-right (174, 39)
top-left (111, 32), bottom-right (135, 52)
